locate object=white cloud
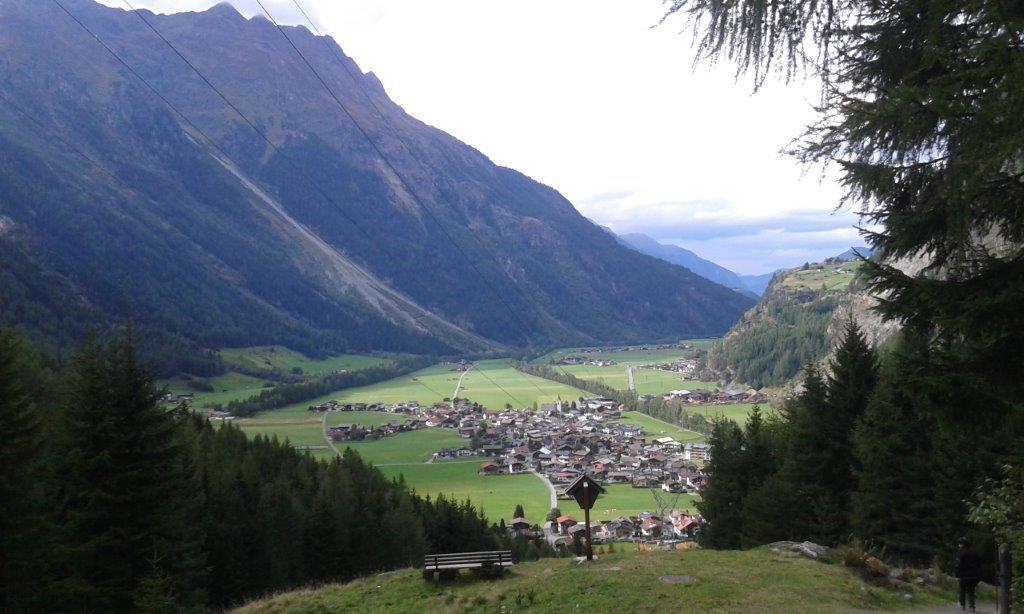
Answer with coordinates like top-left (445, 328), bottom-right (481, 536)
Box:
top-left (96, 0), bottom-right (856, 273)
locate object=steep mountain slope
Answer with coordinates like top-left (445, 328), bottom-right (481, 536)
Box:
top-left (0, 0), bottom-right (753, 365)
top-left (615, 232), bottom-right (756, 297)
top-left (705, 261), bottom-right (868, 388)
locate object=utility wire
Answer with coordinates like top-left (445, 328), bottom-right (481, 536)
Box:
top-left (253, 0), bottom-right (544, 350)
top-left (118, 0), bottom-right (371, 239)
top-left (281, 0), bottom-right (580, 394)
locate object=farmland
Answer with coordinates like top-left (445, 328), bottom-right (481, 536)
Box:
top-left (776, 261), bottom-right (862, 292)
top-left (618, 411), bottom-right (705, 443)
top-left (688, 403), bottom-right (760, 425)
top-left (533, 343), bottom-right (717, 397)
top-left (585, 486), bottom-right (699, 522)
top-left (219, 346), bottom-right (391, 375)
top-left (379, 462), bottom-right (551, 525)
top-left (162, 372), bottom-right (275, 408)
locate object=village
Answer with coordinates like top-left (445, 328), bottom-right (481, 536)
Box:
top-left (311, 395), bottom-right (713, 546)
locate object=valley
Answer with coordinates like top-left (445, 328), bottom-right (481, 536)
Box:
top-left (185, 343), bottom-right (760, 528)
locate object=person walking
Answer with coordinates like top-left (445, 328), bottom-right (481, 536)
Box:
top-left (954, 537), bottom-right (982, 611)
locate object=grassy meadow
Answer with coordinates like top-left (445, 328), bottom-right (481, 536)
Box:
top-left (777, 261), bottom-right (861, 292)
top-left (380, 462), bottom-right (551, 525)
top-left (162, 372), bottom-right (275, 408)
top-left (618, 411), bottom-right (705, 444)
top-left (585, 486), bottom-right (699, 522)
top-left (219, 345), bottom-right (391, 375)
top-left (236, 546), bottom-right (960, 613)
top-left (688, 403), bottom-right (759, 425)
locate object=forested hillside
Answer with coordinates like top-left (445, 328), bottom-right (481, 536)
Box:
top-left (0, 0), bottom-right (752, 372)
top-left (704, 261), bottom-right (864, 388)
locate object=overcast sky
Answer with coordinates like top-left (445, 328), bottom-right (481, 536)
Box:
top-left (96, 0), bottom-right (860, 274)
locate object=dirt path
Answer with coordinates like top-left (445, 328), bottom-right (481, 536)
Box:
top-left (452, 365), bottom-right (472, 405)
top-left (637, 410), bottom-right (705, 440)
top-left (531, 470), bottom-right (558, 509)
top-left (321, 413), bottom-right (342, 458)
top-left (626, 366), bottom-right (635, 391)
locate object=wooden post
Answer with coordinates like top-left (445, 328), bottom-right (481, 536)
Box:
top-left (998, 542), bottom-right (1011, 614)
top-left (584, 498), bottom-right (593, 561)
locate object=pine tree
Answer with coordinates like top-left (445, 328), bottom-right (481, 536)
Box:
top-left (850, 340), bottom-right (943, 564)
top-left (51, 331), bottom-right (207, 610)
top-left (0, 331), bottom-right (50, 611)
top-left (695, 418), bottom-right (746, 548)
top-left (513, 504), bottom-right (525, 519)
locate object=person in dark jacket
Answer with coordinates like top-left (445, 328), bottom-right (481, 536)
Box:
top-left (954, 537), bottom-right (982, 611)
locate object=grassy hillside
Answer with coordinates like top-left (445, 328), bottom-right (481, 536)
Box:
top-left (219, 346), bottom-right (391, 375)
top-left (235, 547), bottom-right (957, 613)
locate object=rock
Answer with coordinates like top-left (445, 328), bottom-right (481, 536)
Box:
top-left (888, 568), bottom-right (907, 582)
top-left (797, 541), bottom-right (830, 559)
top-left (913, 577), bottom-right (927, 586)
top-left (659, 575), bottom-right (697, 586)
top-left (602, 566), bottom-right (622, 572)
top-left (864, 556), bottom-right (889, 576)
top-left (781, 551), bottom-right (801, 558)
top-left (903, 593), bottom-right (912, 600)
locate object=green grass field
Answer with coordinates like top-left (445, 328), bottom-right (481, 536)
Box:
top-left (777, 261), bottom-right (861, 292)
top-left (219, 346), bottom-right (391, 375)
top-left (236, 547), bottom-right (962, 613)
top-left (380, 462), bottom-right (551, 525)
top-left (689, 403), bottom-right (759, 425)
top-left (236, 418), bottom-right (326, 448)
top-left (618, 411), bottom-right (705, 444)
top-left (325, 411), bottom-right (411, 429)
top-left (338, 428), bottom-right (468, 465)
top-left (161, 372), bottom-right (275, 408)
top-left (457, 360), bottom-right (587, 410)
top-left (535, 342), bottom-right (712, 367)
top-left (586, 486), bottom-right (699, 522)
top-left (255, 360), bottom-right (589, 420)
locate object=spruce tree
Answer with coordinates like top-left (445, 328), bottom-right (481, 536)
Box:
top-left (51, 331), bottom-right (206, 610)
top-left (850, 342), bottom-right (943, 564)
top-left (696, 418), bottom-right (746, 548)
top-left (513, 504), bottom-right (525, 519)
top-left (0, 331), bottom-right (49, 611)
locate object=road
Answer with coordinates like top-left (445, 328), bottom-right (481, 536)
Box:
top-left (626, 365), bottom-right (635, 391)
top-left (532, 470), bottom-right (558, 509)
top-left (452, 364), bottom-right (472, 406)
top-left (321, 413), bottom-right (342, 458)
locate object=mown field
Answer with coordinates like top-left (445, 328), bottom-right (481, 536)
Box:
top-left (380, 462), bottom-right (551, 525)
top-left (777, 261), bottom-right (861, 292)
top-left (162, 372), bottom-right (275, 407)
top-left (688, 403), bottom-right (760, 425)
top-left (236, 547), bottom-right (961, 613)
top-left (219, 346), bottom-right (391, 375)
top-left (535, 342), bottom-right (712, 366)
top-left (618, 411), bottom-right (705, 444)
top-left (585, 486), bottom-right (699, 522)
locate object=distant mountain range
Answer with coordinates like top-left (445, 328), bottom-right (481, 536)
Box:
top-left (609, 230), bottom-right (872, 298)
top-left (0, 0), bottom-right (753, 370)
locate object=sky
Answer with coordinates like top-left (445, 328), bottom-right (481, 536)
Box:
top-left (96, 0), bottom-right (862, 274)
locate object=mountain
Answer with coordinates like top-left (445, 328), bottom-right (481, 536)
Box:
top-left (738, 273), bottom-right (775, 296)
top-left (614, 233), bottom-right (757, 298)
top-left (832, 246), bottom-right (873, 262)
top-left (0, 0), bottom-right (753, 368)
top-left (705, 260), bottom-right (867, 388)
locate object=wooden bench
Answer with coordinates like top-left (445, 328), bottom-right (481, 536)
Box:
top-left (422, 550), bottom-right (514, 581)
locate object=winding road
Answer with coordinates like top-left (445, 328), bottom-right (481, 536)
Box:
top-left (452, 364), bottom-right (472, 405)
top-left (532, 470), bottom-right (558, 509)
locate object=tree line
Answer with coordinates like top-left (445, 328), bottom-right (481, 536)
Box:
top-left (513, 362), bottom-right (712, 434)
top-left (698, 322), bottom-right (1020, 576)
top-left (0, 329), bottom-right (499, 611)
top-left (216, 356), bottom-right (433, 417)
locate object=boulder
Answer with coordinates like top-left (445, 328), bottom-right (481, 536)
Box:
top-left (797, 541), bottom-right (830, 559)
top-left (888, 568), bottom-right (907, 582)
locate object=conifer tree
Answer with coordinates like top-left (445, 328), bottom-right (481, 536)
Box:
top-left (0, 331), bottom-right (49, 611)
top-left (51, 331), bottom-right (206, 610)
top-left (696, 418), bottom-right (746, 548)
top-left (513, 504), bottom-right (526, 519)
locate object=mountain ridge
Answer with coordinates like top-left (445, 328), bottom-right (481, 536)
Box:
top-left (0, 0), bottom-right (753, 369)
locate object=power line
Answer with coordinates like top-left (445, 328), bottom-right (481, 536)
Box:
top-left (118, 0), bottom-right (371, 239)
top-left (281, 0), bottom-right (582, 393)
top-left (254, 0), bottom-right (544, 349)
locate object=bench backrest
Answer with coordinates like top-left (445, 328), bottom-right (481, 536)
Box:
top-left (423, 550), bottom-right (513, 567)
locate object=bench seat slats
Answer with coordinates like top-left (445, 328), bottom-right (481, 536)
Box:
top-left (428, 562), bottom-right (514, 570)
top-left (423, 550), bottom-right (514, 572)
